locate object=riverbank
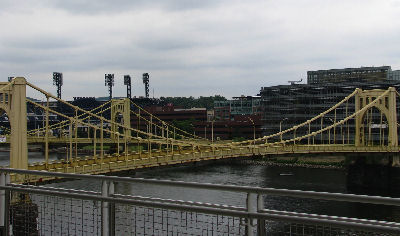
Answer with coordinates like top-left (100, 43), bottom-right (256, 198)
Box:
top-left (238, 155), bottom-right (346, 170)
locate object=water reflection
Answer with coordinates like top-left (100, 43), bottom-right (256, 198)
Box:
top-left (56, 162), bottom-right (399, 223)
top-left (4, 154), bottom-right (398, 223)
top-left (0, 151), bottom-right (64, 166)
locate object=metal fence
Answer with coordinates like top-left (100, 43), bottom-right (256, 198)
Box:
top-left (0, 168), bottom-right (400, 236)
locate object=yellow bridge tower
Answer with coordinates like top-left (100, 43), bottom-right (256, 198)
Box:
top-left (111, 98), bottom-right (131, 138)
top-left (355, 87), bottom-right (398, 147)
top-left (0, 77), bottom-right (28, 170)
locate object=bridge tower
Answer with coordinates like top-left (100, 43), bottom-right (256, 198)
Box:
top-left (355, 87), bottom-right (398, 147)
top-left (0, 77), bottom-right (28, 169)
top-left (111, 98), bottom-right (131, 138)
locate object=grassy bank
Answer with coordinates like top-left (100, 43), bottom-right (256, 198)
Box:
top-left (241, 155), bottom-right (346, 169)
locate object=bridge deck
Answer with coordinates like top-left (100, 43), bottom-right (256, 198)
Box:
top-left (9, 144), bottom-right (399, 183)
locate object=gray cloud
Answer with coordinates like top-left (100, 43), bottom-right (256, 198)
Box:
top-left (44, 0), bottom-right (220, 14)
top-left (4, 37), bottom-right (79, 50)
top-left (136, 37), bottom-right (201, 51)
top-left (1, 0), bottom-right (400, 100)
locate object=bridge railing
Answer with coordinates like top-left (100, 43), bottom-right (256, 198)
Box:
top-left (0, 168), bottom-right (400, 235)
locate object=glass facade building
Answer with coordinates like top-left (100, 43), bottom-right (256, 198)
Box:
top-left (307, 66), bottom-right (391, 84)
top-left (214, 96), bottom-right (261, 121)
top-left (261, 66), bottom-right (400, 143)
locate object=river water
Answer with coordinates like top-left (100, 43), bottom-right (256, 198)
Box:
top-left (50, 160), bottom-right (400, 222)
top-left (2, 151), bottom-right (400, 234)
top-left (0, 151), bottom-right (63, 166)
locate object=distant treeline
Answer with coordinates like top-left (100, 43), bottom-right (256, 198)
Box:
top-left (160, 95), bottom-right (227, 109)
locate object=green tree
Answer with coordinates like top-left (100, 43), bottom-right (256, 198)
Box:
top-left (171, 118), bottom-right (195, 134)
top-left (160, 95), bottom-right (226, 109)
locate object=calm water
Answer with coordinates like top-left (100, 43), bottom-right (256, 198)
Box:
top-left (1, 150), bottom-right (399, 223)
top-left (0, 150), bottom-right (64, 166)
top-left (50, 161), bottom-right (400, 223)
top-left (4, 151), bottom-right (400, 235)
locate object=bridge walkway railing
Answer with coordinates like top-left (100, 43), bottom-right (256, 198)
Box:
top-left (14, 143), bottom-right (400, 181)
top-left (0, 168), bottom-right (399, 235)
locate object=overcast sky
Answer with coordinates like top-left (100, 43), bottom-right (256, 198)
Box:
top-left (1, 0), bottom-right (400, 100)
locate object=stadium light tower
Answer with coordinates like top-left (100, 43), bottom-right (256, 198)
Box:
top-left (105, 74), bottom-right (114, 100)
top-left (142, 73), bottom-right (150, 98)
top-left (124, 75), bottom-right (132, 99)
top-left (53, 72), bottom-right (63, 99)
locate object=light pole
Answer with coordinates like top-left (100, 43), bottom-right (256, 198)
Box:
top-left (162, 121), bottom-right (166, 150)
top-left (189, 123), bottom-right (195, 139)
top-left (162, 121), bottom-right (169, 153)
top-left (247, 117), bottom-right (255, 146)
top-left (325, 117), bottom-right (334, 144)
top-left (211, 120), bottom-right (214, 143)
top-left (280, 118), bottom-right (288, 142)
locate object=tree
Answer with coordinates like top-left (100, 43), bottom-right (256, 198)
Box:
top-left (160, 95), bottom-right (227, 109)
top-left (171, 118), bottom-right (195, 134)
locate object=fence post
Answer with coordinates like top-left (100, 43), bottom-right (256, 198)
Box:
top-left (109, 181), bottom-right (115, 236)
top-left (246, 193), bottom-right (256, 236)
top-left (0, 173), bottom-right (5, 235)
top-left (257, 194), bottom-right (266, 236)
top-left (101, 180), bottom-right (109, 236)
top-left (4, 174), bottom-right (9, 236)
top-left (102, 181), bottom-right (115, 236)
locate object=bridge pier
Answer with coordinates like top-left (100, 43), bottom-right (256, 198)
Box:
top-left (392, 156), bottom-right (400, 167)
top-left (346, 154), bottom-right (400, 194)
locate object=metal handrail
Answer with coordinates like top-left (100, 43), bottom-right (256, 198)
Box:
top-left (1, 168), bottom-right (400, 207)
top-left (8, 183), bottom-right (246, 211)
top-left (1, 185), bottom-right (400, 234)
top-left (9, 183), bottom-right (400, 228)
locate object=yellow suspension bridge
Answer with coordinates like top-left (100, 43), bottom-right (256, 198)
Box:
top-left (1, 77), bottom-right (400, 183)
